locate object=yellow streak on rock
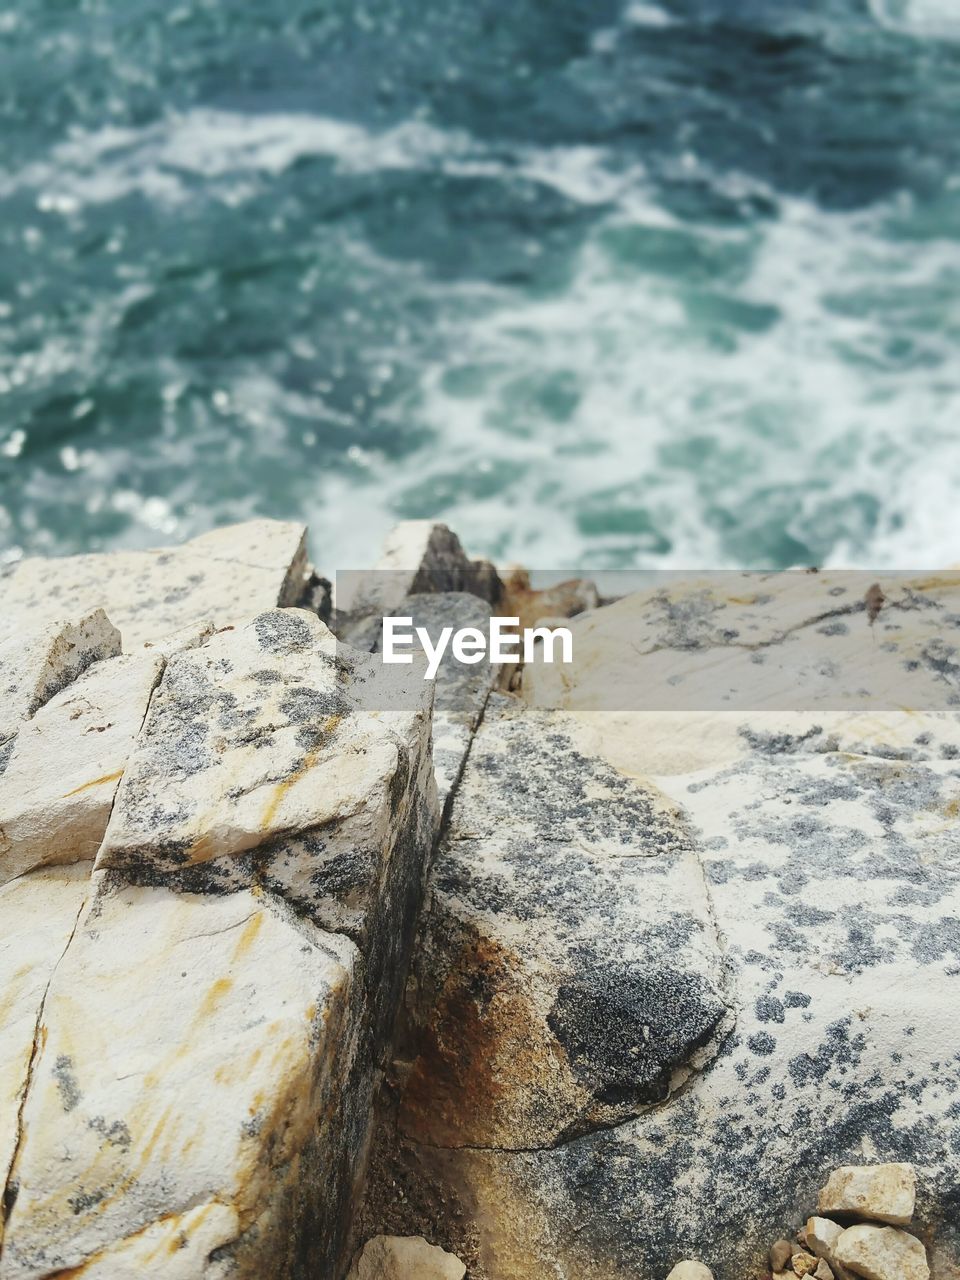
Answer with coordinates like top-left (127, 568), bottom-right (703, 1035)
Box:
top-left (260, 715), bottom-right (341, 830)
top-left (63, 770), bottom-right (124, 798)
top-left (197, 977), bottom-right (234, 1021)
top-left (232, 913), bottom-right (263, 961)
top-left (260, 751), bottom-right (318, 830)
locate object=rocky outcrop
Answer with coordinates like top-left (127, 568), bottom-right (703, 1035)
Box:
top-left (0, 523), bottom-right (442, 1280)
top-left (337, 521), bottom-right (501, 622)
top-left (4, 527), bottom-right (960, 1280)
top-left (0, 865), bottom-right (91, 1258)
top-left (0, 610), bottom-right (120, 750)
top-left (397, 694), bottom-right (729, 1150)
top-left (0, 520), bottom-right (311, 649)
top-left (0, 650), bottom-right (163, 884)
top-left (370, 569), bottom-right (960, 1279)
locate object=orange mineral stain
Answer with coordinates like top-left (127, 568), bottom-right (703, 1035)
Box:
top-left (63, 769), bottom-right (124, 798)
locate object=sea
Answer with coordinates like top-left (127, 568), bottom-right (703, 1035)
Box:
top-left (1, 0), bottom-right (959, 572)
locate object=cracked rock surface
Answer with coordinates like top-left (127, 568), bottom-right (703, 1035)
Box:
top-left (370, 570), bottom-right (960, 1279)
top-left (4, 531), bottom-right (960, 1279)
top-left (0, 520), bottom-right (310, 650)
top-left (0, 524), bottom-right (440, 1280)
top-left (397, 694), bottom-right (729, 1150)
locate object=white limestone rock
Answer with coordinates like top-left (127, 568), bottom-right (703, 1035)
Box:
top-left (833, 1224), bottom-right (929, 1280)
top-left (140, 618), bottom-right (215, 658)
top-left (818, 1164), bottom-right (916, 1226)
top-left (0, 652), bottom-right (163, 887)
top-left (0, 520), bottom-right (309, 650)
top-left (0, 866), bottom-right (91, 1255)
top-left (806, 1217), bottom-right (854, 1279)
top-left (0, 587), bottom-right (441, 1277)
top-left (0, 610), bottom-right (120, 749)
top-left (666, 1263), bottom-right (714, 1280)
top-left (347, 1235), bottom-right (466, 1280)
top-left (365, 592), bottom-right (500, 809)
top-left (391, 571), bottom-right (960, 1278)
top-left (398, 694), bottom-right (728, 1149)
top-left (523, 568), bottom-right (960, 773)
top-left (96, 608), bottom-right (432, 875)
top-left (0, 876), bottom-right (366, 1280)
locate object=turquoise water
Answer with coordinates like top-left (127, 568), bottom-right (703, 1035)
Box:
top-left (1, 0), bottom-right (959, 571)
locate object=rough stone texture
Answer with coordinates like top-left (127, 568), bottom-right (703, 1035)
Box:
top-left (371, 572), bottom-right (960, 1280)
top-left (806, 1218), bottom-right (854, 1280)
top-left (666, 1263), bottom-right (714, 1280)
top-left (96, 608), bottom-right (433, 875)
top-left (818, 1164), bottom-right (916, 1226)
top-left (0, 866), bottom-right (90, 1256)
top-left (346, 1235), bottom-right (466, 1280)
top-left (0, 652), bottom-right (163, 886)
top-left (346, 592), bottom-right (499, 810)
top-left (0, 565), bottom-right (440, 1277)
top-left (0, 520), bottom-right (309, 650)
top-left (770, 1240), bottom-right (794, 1271)
top-left (397, 694), bottom-right (728, 1150)
top-left (833, 1224), bottom-right (930, 1280)
top-left (337, 521), bottom-right (501, 621)
top-left (0, 875), bottom-right (367, 1280)
top-left (0, 611), bottom-right (120, 748)
top-left (523, 569), bottom-right (960, 774)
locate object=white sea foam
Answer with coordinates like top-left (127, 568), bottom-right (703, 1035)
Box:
top-left (294, 165), bottom-right (960, 572)
top-left (5, 98), bottom-right (959, 571)
top-left (868, 0), bottom-right (960, 40)
top-left (624, 3), bottom-right (675, 29)
top-left (3, 107), bottom-right (653, 222)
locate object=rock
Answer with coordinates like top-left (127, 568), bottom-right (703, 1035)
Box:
top-left (338, 521), bottom-right (501, 620)
top-left (0, 596), bottom-right (440, 1277)
top-left (771, 1240), bottom-right (795, 1271)
top-left (814, 1260), bottom-right (835, 1280)
top-left (397, 694), bottom-right (728, 1150)
top-left (665, 1264), bottom-right (713, 1280)
top-left (0, 520), bottom-right (309, 649)
top-left (373, 571), bottom-right (960, 1278)
top-left (346, 1234), bottom-right (466, 1280)
top-left (0, 610), bottom-right (120, 748)
top-left (833, 1224), bottom-right (929, 1280)
top-left (96, 608), bottom-right (433, 876)
top-left (371, 592), bottom-right (499, 809)
top-left (818, 1163), bottom-right (916, 1226)
top-left (140, 618), bottom-right (215, 657)
top-left (793, 1253), bottom-right (819, 1277)
top-left (807, 1217), bottom-right (844, 1259)
top-left (522, 568), bottom-right (960, 773)
top-left (501, 567), bottom-right (599, 632)
top-left (0, 875), bottom-right (368, 1279)
top-left (0, 865), bottom-right (91, 1255)
top-left (0, 652), bottom-right (163, 887)
top-left (804, 1218), bottom-right (855, 1280)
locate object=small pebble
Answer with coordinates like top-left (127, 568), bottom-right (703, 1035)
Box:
top-left (792, 1252), bottom-right (818, 1278)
